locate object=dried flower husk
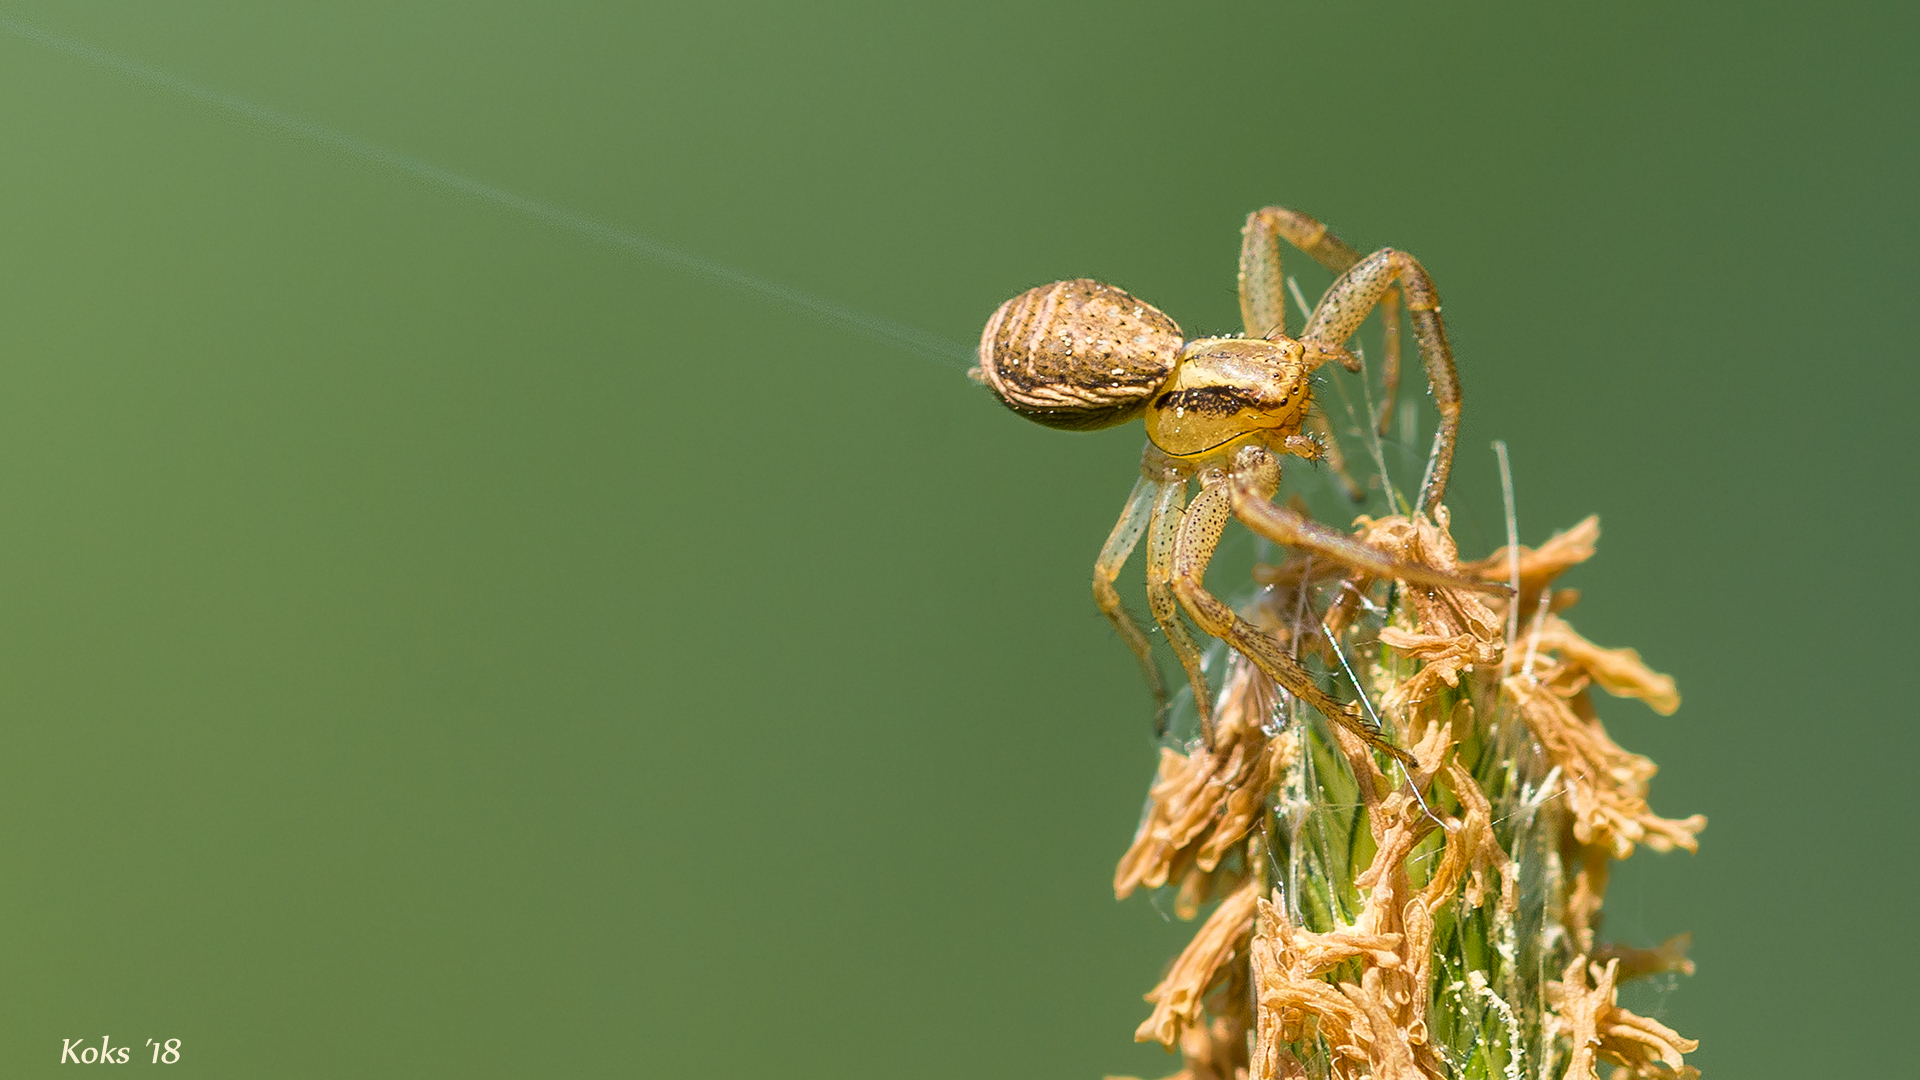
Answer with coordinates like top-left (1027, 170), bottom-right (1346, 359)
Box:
top-left (1112, 513), bottom-right (1702, 1080)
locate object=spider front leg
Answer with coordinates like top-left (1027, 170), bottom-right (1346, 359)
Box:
top-left (1239, 206), bottom-right (1402, 434)
top-left (1303, 248), bottom-right (1460, 513)
top-left (1092, 474), bottom-right (1170, 726)
top-left (1225, 445), bottom-right (1506, 594)
top-left (1170, 471), bottom-right (1414, 766)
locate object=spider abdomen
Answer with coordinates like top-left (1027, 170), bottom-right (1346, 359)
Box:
top-left (973, 279), bottom-right (1184, 431)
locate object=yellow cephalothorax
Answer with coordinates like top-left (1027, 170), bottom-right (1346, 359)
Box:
top-left (970, 204), bottom-right (1507, 761)
top-left (1142, 337), bottom-right (1313, 459)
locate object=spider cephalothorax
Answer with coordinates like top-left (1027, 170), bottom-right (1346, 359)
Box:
top-left (972, 205), bottom-right (1506, 761)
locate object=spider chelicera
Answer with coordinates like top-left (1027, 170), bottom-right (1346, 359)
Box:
top-left (971, 205), bottom-right (1507, 763)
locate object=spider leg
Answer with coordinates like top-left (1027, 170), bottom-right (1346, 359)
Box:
top-left (1302, 248), bottom-right (1459, 513)
top-left (1238, 206), bottom-right (1402, 434)
top-left (1227, 445), bottom-right (1508, 595)
top-left (1172, 474), bottom-right (1413, 766)
top-left (1240, 206), bottom-right (1366, 337)
top-left (1374, 291), bottom-right (1403, 438)
top-left (1092, 474), bottom-right (1169, 724)
top-left (1143, 475), bottom-right (1217, 744)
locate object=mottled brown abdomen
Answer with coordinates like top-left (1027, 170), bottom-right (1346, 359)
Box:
top-left (974, 279), bottom-right (1184, 431)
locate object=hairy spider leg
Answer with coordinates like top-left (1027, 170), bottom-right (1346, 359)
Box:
top-left (1144, 477), bottom-right (1216, 745)
top-left (1092, 475), bottom-right (1169, 725)
top-left (1223, 446), bottom-right (1501, 593)
top-left (1172, 470), bottom-right (1414, 766)
top-left (1302, 249), bottom-right (1461, 514)
top-left (1240, 206), bottom-right (1403, 434)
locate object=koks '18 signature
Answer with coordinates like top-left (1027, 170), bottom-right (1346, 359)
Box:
top-left (60, 1036), bottom-right (181, 1063)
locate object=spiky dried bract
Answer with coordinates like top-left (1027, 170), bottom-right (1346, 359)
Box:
top-left (1108, 1011), bottom-right (1260, 1080)
top-left (1501, 677), bottom-right (1703, 860)
top-left (1117, 513), bottom-right (1701, 1080)
top-left (1546, 957), bottom-right (1699, 1080)
top-left (1137, 879), bottom-right (1262, 1049)
top-left (1525, 619), bottom-right (1679, 716)
top-left (1463, 515), bottom-right (1600, 625)
top-left (1117, 660), bottom-right (1297, 915)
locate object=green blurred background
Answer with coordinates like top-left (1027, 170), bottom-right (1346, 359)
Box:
top-left (0, 1), bottom-right (1911, 1074)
